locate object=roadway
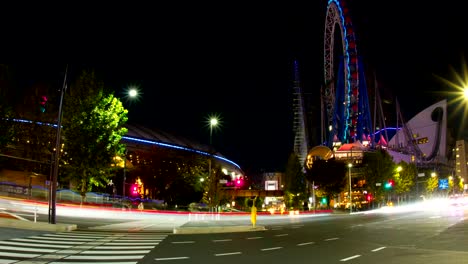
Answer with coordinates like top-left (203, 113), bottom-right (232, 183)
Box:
top-left (0, 198), bottom-right (466, 263)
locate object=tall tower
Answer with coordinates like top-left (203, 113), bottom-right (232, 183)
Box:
top-left (292, 60), bottom-right (309, 171)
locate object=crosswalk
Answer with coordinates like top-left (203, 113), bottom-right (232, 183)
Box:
top-left (0, 230), bottom-right (169, 264)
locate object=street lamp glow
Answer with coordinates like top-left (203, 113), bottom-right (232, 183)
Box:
top-left (128, 88), bottom-right (138, 97)
top-left (206, 114), bottom-right (221, 145)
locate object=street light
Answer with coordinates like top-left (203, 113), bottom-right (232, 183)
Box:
top-left (209, 117), bottom-right (218, 145)
top-left (348, 163), bottom-right (353, 214)
top-left (122, 88), bottom-right (138, 200)
top-left (206, 114), bottom-right (220, 212)
top-left (49, 64), bottom-right (68, 224)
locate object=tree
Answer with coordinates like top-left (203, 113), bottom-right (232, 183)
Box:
top-left (362, 149), bottom-right (395, 203)
top-left (426, 176), bottom-right (439, 196)
top-left (61, 70), bottom-right (128, 202)
top-left (0, 102), bottom-right (14, 153)
top-left (284, 152), bottom-right (306, 209)
top-left (131, 146), bottom-right (207, 207)
top-left (394, 161), bottom-right (416, 203)
top-left (305, 157), bottom-right (346, 208)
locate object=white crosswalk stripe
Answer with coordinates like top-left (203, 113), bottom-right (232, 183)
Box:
top-left (0, 230), bottom-right (168, 263)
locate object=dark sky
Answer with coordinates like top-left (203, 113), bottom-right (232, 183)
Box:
top-left (10, 1), bottom-right (468, 174)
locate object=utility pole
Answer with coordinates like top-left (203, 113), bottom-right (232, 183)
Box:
top-left (49, 64), bottom-right (68, 224)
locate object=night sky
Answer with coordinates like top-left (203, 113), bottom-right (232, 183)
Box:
top-left (9, 1), bottom-right (468, 174)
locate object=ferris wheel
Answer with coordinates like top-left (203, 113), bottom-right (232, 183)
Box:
top-left (322, 0), bottom-right (371, 148)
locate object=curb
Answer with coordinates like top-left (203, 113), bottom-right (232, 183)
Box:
top-left (0, 218), bottom-right (77, 232)
top-left (173, 225), bottom-right (266, 234)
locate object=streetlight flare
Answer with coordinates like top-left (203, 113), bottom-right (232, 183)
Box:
top-left (129, 88), bottom-right (138, 97)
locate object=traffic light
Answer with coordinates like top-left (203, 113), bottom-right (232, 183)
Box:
top-left (131, 184), bottom-right (139, 196)
top-left (321, 197), bottom-right (327, 204)
top-left (235, 177), bottom-right (244, 187)
top-left (366, 194), bottom-right (372, 201)
top-left (39, 95), bottom-right (48, 113)
top-left (384, 179), bottom-right (394, 189)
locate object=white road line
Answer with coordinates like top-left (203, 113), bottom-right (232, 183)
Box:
top-left (117, 239), bottom-right (162, 242)
top-left (66, 255), bottom-right (145, 260)
top-left (171, 241), bottom-right (195, 244)
top-left (213, 239), bottom-right (232, 242)
top-left (29, 236), bottom-right (94, 241)
top-left (12, 238), bottom-right (84, 245)
top-left (50, 262), bottom-right (137, 264)
top-left (43, 234), bottom-right (105, 239)
top-left (246, 237), bottom-right (263, 240)
top-left (105, 242), bottom-right (159, 246)
top-left (0, 259), bottom-right (18, 264)
top-left (214, 252), bottom-right (242, 256)
top-left (261, 247), bottom-right (282, 251)
top-left (0, 260), bottom-right (16, 264)
top-left (79, 250), bottom-right (150, 254)
top-left (94, 246), bottom-right (155, 249)
top-left (275, 234), bottom-right (288, 237)
top-left (429, 216), bottom-right (441, 219)
top-left (0, 241), bottom-right (71, 248)
top-left (297, 242), bottom-right (315, 246)
top-left (340, 255), bottom-right (361, 261)
top-left (0, 252), bottom-right (40, 258)
top-left (371, 247), bottom-right (386, 252)
top-left (0, 245), bottom-right (56, 253)
top-left (324, 237), bottom-right (339, 241)
top-left (155, 257), bottom-right (190, 261)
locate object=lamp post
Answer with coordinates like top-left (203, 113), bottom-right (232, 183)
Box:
top-left (207, 116), bottom-right (219, 212)
top-left (121, 88), bottom-right (138, 201)
top-left (348, 163), bottom-right (353, 214)
top-left (48, 65), bottom-right (68, 225)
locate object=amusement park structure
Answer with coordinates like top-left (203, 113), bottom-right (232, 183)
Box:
top-left (301, 0), bottom-right (453, 176)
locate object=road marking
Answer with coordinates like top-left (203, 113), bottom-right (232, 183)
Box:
top-left (155, 256), bottom-right (190, 261)
top-left (67, 255), bottom-right (145, 260)
top-left (291, 225), bottom-right (304, 228)
top-left (324, 237), bottom-right (339, 241)
top-left (429, 216), bottom-right (441, 219)
top-left (261, 247), bottom-right (282, 251)
top-left (214, 252), bottom-right (242, 256)
top-left (371, 246), bottom-right (386, 252)
top-left (213, 239), bottom-right (232, 242)
top-left (340, 255), bottom-right (361, 261)
top-left (171, 241), bottom-right (195, 244)
top-left (275, 234), bottom-right (288, 237)
top-left (246, 237), bottom-right (263, 240)
top-left (297, 242), bottom-right (315, 246)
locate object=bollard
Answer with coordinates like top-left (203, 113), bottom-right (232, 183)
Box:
top-left (251, 205), bottom-right (257, 228)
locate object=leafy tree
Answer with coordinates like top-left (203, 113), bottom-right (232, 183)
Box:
top-left (426, 176), bottom-right (438, 196)
top-left (362, 149), bottom-right (395, 203)
top-left (393, 161), bottom-right (416, 202)
top-left (132, 146), bottom-right (206, 207)
top-left (1, 75), bottom-right (57, 173)
top-left (305, 157), bottom-right (346, 208)
top-left (0, 102), bottom-right (14, 153)
top-left (61, 70), bottom-right (128, 202)
top-left (284, 152), bottom-right (306, 209)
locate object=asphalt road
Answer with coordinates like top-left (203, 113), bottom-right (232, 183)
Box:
top-left (143, 207), bottom-right (468, 264)
top-left (0, 201), bottom-right (467, 263)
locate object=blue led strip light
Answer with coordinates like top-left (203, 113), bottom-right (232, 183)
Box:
top-left (122, 136), bottom-right (241, 169)
top-left (10, 118), bottom-right (241, 169)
